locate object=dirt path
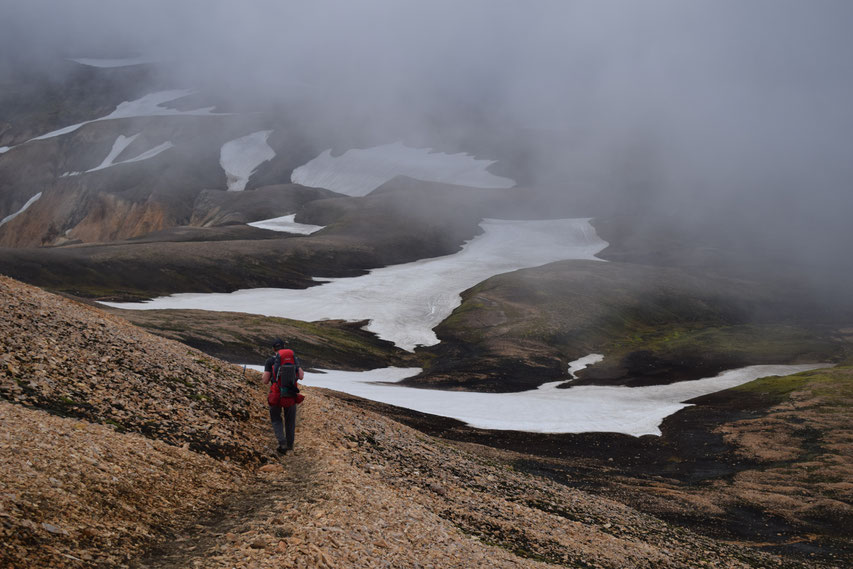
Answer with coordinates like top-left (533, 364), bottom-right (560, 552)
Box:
top-left (130, 414), bottom-right (321, 569)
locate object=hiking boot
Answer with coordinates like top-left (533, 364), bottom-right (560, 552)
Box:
top-left (276, 446), bottom-right (287, 455)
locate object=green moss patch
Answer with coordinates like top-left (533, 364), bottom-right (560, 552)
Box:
top-left (732, 365), bottom-right (853, 407)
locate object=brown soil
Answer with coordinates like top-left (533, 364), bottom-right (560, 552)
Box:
top-left (327, 371), bottom-right (853, 566)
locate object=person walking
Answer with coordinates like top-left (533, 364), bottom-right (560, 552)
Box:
top-left (263, 338), bottom-right (305, 454)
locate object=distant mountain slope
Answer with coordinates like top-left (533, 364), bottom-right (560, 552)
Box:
top-left (0, 179), bottom-right (522, 300)
top-left (1, 275), bottom-right (826, 568)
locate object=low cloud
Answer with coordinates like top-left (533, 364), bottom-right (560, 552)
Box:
top-left (3, 1), bottom-right (852, 300)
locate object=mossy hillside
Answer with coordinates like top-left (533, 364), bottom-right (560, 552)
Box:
top-left (731, 364), bottom-right (853, 406)
top-left (424, 260), bottom-right (843, 390)
top-left (110, 307), bottom-right (416, 370)
top-left (583, 324), bottom-right (842, 385)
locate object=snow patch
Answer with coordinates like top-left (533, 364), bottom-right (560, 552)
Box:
top-left (0, 193), bottom-right (43, 228)
top-left (102, 90), bottom-right (219, 121)
top-left (291, 141), bottom-right (516, 196)
top-left (29, 90), bottom-right (222, 143)
top-left (266, 363), bottom-right (830, 436)
top-left (248, 214), bottom-right (325, 235)
top-left (30, 123), bottom-right (87, 141)
top-left (89, 134), bottom-right (140, 171)
top-left (0, 147), bottom-right (9, 154)
top-left (117, 142), bottom-right (174, 165)
top-left (102, 217), bottom-right (608, 350)
top-left (219, 130), bottom-right (275, 192)
top-left (568, 353), bottom-right (604, 380)
top-left (62, 135), bottom-right (174, 176)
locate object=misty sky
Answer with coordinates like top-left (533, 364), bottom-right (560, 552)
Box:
top-left (2, 1), bottom-right (852, 287)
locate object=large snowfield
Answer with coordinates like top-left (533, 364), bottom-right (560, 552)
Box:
top-left (247, 362), bottom-right (831, 436)
top-left (291, 141), bottom-right (516, 196)
top-left (103, 217), bottom-right (608, 350)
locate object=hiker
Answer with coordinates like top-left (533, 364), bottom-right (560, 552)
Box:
top-left (262, 338), bottom-right (305, 454)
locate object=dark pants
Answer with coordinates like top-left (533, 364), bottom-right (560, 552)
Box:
top-left (269, 405), bottom-right (297, 449)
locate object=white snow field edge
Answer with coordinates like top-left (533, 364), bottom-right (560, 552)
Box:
top-left (102, 217), bottom-right (608, 350)
top-left (29, 90), bottom-right (222, 143)
top-left (0, 193), bottom-right (42, 228)
top-left (90, 134), bottom-right (140, 171)
top-left (62, 134), bottom-right (174, 177)
top-left (220, 130), bottom-right (276, 192)
top-left (568, 353), bottom-right (604, 379)
top-left (291, 141), bottom-right (516, 197)
top-left (247, 215), bottom-right (325, 235)
top-left (243, 361), bottom-right (831, 436)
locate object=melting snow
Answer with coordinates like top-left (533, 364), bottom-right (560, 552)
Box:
top-left (118, 142), bottom-right (174, 164)
top-left (248, 214), bottom-right (325, 235)
top-left (29, 90), bottom-right (221, 142)
top-left (69, 56), bottom-right (159, 68)
top-left (102, 217), bottom-right (608, 350)
top-left (568, 353), bottom-right (605, 380)
top-left (262, 363), bottom-right (830, 436)
top-left (0, 193), bottom-right (43, 228)
top-left (62, 134), bottom-right (174, 176)
top-left (0, 147), bottom-right (9, 154)
top-left (220, 130), bottom-right (275, 192)
top-left (90, 134), bottom-right (141, 171)
top-left (291, 141), bottom-right (516, 196)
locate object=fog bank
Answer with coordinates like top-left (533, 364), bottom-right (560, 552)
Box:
top-left (3, 1), bottom-right (852, 299)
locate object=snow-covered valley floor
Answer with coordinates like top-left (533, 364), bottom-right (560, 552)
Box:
top-left (103, 217), bottom-right (608, 350)
top-left (246, 363), bottom-right (831, 436)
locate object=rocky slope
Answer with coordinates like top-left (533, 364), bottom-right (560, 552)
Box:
top-left (3, 274), bottom-right (843, 568)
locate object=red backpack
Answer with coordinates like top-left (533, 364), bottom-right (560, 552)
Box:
top-left (268, 348), bottom-right (305, 407)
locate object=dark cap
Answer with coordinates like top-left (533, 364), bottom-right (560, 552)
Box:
top-left (272, 338), bottom-right (285, 349)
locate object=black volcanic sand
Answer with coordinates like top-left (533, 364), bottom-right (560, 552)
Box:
top-left (324, 387), bottom-right (850, 565)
